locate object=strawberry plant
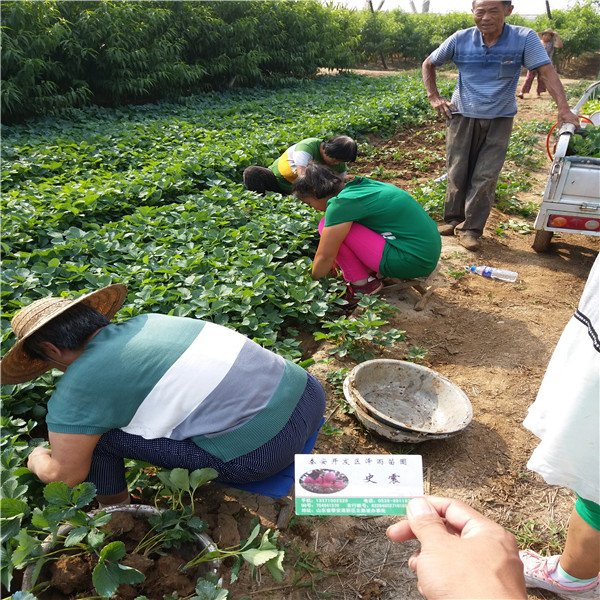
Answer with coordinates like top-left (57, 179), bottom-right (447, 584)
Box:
top-left (314, 296), bottom-right (406, 362)
top-left (4, 468), bottom-right (283, 598)
top-left (185, 519), bottom-right (285, 586)
top-left (4, 481), bottom-right (138, 594)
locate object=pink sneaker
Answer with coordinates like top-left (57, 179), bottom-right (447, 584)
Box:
top-left (340, 278), bottom-right (383, 309)
top-left (519, 550), bottom-right (600, 599)
top-left (351, 278), bottom-right (383, 296)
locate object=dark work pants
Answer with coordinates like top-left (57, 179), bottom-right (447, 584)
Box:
top-left (86, 373), bottom-right (326, 495)
top-left (444, 114), bottom-right (513, 237)
top-left (243, 166), bottom-right (289, 195)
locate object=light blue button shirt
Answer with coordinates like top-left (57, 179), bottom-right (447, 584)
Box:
top-left (430, 24), bottom-right (550, 119)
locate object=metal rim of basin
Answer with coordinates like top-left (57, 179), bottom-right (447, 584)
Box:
top-left (21, 503), bottom-right (220, 592)
top-left (343, 376), bottom-right (434, 443)
top-left (346, 359), bottom-right (473, 435)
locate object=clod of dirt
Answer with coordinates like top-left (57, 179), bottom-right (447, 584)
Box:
top-left (254, 496), bottom-right (279, 528)
top-left (216, 512), bottom-right (241, 547)
top-left (345, 525), bottom-right (360, 542)
top-left (105, 511), bottom-right (136, 533)
top-left (110, 583), bottom-right (140, 600)
top-left (144, 553), bottom-right (196, 597)
top-left (218, 499), bottom-right (243, 516)
top-left (49, 554), bottom-right (95, 595)
top-left (362, 578), bottom-right (387, 599)
top-left (122, 552), bottom-right (154, 575)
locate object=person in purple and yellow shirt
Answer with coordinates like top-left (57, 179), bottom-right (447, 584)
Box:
top-left (243, 135), bottom-right (357, 195)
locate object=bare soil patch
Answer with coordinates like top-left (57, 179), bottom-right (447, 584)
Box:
top-left (205, 77), bottom-right (598, 600)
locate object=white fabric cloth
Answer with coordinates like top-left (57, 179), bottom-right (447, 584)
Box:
top-left (523, 255), bottom-right (600, 503)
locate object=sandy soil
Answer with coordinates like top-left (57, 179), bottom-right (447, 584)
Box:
top-left (195, 77), bottom-right (599, 600)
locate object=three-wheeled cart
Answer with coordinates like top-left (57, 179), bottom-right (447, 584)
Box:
top-left (532, 80), bottom-right (600, 252)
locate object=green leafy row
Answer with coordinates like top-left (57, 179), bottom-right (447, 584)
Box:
top-left (3, 74), bottom-right (433, 241)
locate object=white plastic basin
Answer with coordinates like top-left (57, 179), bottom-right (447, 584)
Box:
top-left (344, 359), bottom-right (472, 436)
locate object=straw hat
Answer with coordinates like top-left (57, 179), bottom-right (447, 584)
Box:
top-left (540, 29), bottom-right (556, 36)
top-left (1, 283), bottom-right (127, 385)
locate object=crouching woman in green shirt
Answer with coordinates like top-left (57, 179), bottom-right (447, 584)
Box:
top-left (293, 164), bottom-right (441, 301)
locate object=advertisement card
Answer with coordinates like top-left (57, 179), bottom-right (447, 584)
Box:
top-left (295, 454), bottom-right (423, 516)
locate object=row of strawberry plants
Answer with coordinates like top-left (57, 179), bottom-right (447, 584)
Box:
top-left (3, 186), bottom-right (331, 342)
top-left (3, 74), bottom-right (435, 249)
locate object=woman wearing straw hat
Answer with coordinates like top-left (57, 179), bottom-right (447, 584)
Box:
top-left (518, 29), bottom-right (563, 99)
top-left (1, 284), bottom-right (326, 506)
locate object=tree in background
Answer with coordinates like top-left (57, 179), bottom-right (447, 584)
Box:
top-left (533, 3), bottom-right (600, 73)
top-left (2, 0), bottom-right (597, 122)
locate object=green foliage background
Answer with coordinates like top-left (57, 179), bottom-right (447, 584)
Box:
top-left (2, 0), bottom-right (598, 122)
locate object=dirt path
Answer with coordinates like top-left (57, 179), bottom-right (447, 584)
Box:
top-left (198, 82), bottom-right (599, 600)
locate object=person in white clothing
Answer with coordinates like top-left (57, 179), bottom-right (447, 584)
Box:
top-left (520, 253), bottom-right (600, 599)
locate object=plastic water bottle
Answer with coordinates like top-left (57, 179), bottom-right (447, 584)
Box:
top-left (469, 266), bottom-right (518, 282)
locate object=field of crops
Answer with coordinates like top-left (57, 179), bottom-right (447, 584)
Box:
top-left (0, 71), bottom-right (462, 593)
top-left (4, 56), bottom-right (600, 598)
top-left (2, 71), bottom-right (450, 379)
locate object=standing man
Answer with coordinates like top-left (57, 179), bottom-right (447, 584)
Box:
top-left (422, 1), bottom-right (579, 251)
